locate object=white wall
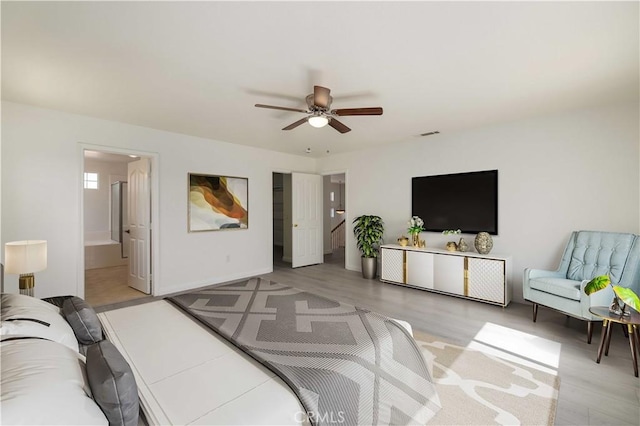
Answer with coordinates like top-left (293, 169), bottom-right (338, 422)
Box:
top-left (1, 101), bottom-right (315, 298)
top-left (3, 101), bottom-right (638, 302)
top-left (317, 102), bottom-right (640, 302)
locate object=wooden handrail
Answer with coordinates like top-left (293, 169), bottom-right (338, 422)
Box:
top-left (331, 219), bottom-right (346, 233)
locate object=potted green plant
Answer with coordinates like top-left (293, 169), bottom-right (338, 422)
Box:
top-left (353, 215), bottom-right (384, 279)
top-left (584, 275), bottom-right (640, 315)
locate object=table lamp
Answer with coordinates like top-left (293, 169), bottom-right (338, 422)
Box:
top-left (4, 240), bottom-right (47, 296)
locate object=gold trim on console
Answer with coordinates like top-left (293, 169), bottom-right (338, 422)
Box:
top-left (463, 257), bottom-right (469, 296)
top-left (403, 250), bottom-right (408, 283)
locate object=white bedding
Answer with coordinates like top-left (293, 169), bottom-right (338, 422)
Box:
top-left (98, 300), bottom-right (306, 426)
top-left (99, 300), bottom-right (416, 426)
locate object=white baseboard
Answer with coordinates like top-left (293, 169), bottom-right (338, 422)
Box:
top-left (156, 267), bottom-right (273, 296)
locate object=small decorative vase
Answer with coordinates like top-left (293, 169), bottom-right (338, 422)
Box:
top-left (446, 241), bottom-right (457, 251)
top-left (457, 238), bottom-right (468, 252)
top-left (412, 233), bottom-right (420, 247)
top-left (397, 236), bottom-right (409, 247)
top-left (474, 232), bottom-right (493, 254)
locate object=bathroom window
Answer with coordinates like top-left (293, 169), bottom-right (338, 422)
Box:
top-left (84, 172), bottom-right (99, 189)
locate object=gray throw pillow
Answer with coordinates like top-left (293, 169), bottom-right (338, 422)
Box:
top-left (86, 340), bottom-right (139, 426)
top-left (62, 296), bottom-right (103, 344)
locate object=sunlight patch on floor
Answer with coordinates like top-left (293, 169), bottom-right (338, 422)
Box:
top-left (467, 322), bottom-right (561, 375)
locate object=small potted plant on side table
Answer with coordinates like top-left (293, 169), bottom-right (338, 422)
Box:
top-left (584, 275), bottom-right (640, 315)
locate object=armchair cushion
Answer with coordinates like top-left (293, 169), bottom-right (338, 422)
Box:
top-left (529, 277), bottom-right (582, 301)
top-left (567, 231), bottom-right (635, 283)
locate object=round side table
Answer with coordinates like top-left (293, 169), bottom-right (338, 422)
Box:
top-left (589, 306), bottom-right (640, 377)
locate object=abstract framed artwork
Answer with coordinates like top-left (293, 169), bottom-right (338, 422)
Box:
top-left (188, 173), bottom-right (248, 232)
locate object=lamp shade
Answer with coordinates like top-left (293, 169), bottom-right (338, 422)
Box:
top-left (5, 240), bottom-right (47, 274)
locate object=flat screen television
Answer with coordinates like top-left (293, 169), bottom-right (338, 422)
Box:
top-left (412, 170), bottom-right (498, 235)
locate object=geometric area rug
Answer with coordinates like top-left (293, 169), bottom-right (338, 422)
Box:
top-left (413, 331), bottom-right (560, 426)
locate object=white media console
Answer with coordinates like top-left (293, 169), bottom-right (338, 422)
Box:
top-left (380, 244), bottom-right (512, 307)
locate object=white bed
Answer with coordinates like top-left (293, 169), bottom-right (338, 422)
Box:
top-left (99, 300), bottom-right (417, 426)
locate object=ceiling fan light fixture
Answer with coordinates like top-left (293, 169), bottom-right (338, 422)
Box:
top-left (308, 115), bottom-right (329, 128)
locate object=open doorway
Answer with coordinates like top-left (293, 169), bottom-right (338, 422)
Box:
top-left (83, 150), bottom-right (150, 307)
top-left (272, 172), bottom-right (291, 267)
top-left (324, 173), bottom-right (346, 268)
top-left (272, 172), bottom-right (325, 269)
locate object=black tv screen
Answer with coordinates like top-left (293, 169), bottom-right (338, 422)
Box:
top-left (412, 170), bottom-right (498, 235)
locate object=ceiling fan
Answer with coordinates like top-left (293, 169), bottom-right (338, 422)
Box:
top-left (255, 85), bottom-right (383, 134)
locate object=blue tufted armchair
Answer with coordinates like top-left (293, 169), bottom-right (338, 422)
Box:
top-left (523, 230), bottom-right (640, 343)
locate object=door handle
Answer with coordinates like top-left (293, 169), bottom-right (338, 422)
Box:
top-left (125, 230), bottom-right (130, 234)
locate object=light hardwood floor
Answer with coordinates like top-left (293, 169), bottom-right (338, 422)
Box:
top-left (85, 265), bottom-right (147, 307)
top-left (102, 256), bottom-right (640, 425)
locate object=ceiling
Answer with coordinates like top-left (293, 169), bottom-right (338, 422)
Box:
top-left (2, 2), bottom-right (638, 158)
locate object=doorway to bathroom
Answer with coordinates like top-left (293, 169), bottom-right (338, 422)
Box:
top-left (83, 150), bottom-right (151, 307)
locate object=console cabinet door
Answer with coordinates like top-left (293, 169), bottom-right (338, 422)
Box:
top-left (434, 255), bottom-right (464, 295)
top-left (467, 257), bottom-right (505, 304)
top-left (407, 251), bottom-right (434, 289)
top-left (381, 248), bottom-right (405, 284)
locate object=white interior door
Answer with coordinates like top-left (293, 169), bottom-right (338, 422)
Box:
top-left (291, 173), bottom-right (323, 268)
top-left (127, 158), bottom-right (151, 294)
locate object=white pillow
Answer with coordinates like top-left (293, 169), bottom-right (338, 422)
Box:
top-left (0, 338), bottom-right (108, 425)
top-left (1, 293), bottom-right (61, 314)
top-left (1, 293), bottom-right (79, 352)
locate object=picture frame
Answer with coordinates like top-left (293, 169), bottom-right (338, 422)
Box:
top-left (188, 173), bottom-right (248, 232)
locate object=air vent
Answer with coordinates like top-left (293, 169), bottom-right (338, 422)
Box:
top-left (420, 131), bottom-right (440, 137)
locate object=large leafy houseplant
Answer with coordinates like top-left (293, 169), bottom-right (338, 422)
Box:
top-left (584, 275), bottom-right (640, 314)
top-left (353, 215), bottom-right (384, 258)
top-left (353, 215), bottom-right (384, 279)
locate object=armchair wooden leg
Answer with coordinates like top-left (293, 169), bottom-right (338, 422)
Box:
top-left (587, 321), bottom-right (593, 344)
top-left (532, 303), bottom-right (538, 322)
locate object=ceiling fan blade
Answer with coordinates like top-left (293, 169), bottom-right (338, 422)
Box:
top-left (313, 86), bottom-right (331, 108)
top-left (331, 107), bottom-right (383, 116)
top-left (255, 104), bottom-right (308, 114)
top-left (282, 117), bottom-right (308, 131)
top-left (328, 118), bottom-right (351, 134)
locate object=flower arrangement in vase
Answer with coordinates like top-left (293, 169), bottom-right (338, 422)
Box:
top-left (407, 216), bottom-right (424, 247)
